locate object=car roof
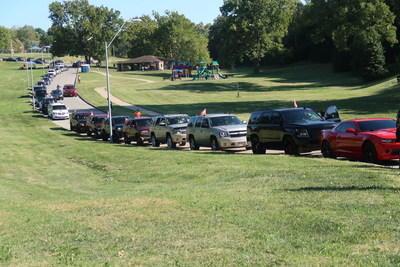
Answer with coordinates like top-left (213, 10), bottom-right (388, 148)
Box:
top-left (194, 113), bottom-right (235, 118)
top-left (131, 117), bottom-right (152, 120)
top-left (252, 107), bottom-right (312, 113)
top-left (340, 118), bottom-right (393, 123)
top-left (157, 114), bottom-right (188, 117)
top-left (64, 84), bottom-right (75, 86)
top-left (50, 102), bottom-right (66, 106)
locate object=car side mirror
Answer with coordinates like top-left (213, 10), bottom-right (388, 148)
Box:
top-left (346, 128), bottom-right (357, 135)
top-left (242, 120), bottom-right (247, 124)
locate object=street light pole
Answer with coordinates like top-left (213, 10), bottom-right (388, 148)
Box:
top-left (105, 18), bottom-right (141, 143)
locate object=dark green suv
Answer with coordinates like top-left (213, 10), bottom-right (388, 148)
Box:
top-left (247, 106), bottom-right (340, 155)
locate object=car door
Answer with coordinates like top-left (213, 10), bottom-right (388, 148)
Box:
top-left (258, 111), bottom-right (272, 144)
top-left (323, 105), bottom-right (341, 122)
top-left (199, 117), bottom-right (211, 146)
top-left (336, 122), bottom-right (362, 156)
top-left (267, 112), bottom-right (284, 143)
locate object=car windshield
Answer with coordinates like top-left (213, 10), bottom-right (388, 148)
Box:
top-left (210, 116), bottom-right (242, 126)
top-left (281, 109), bottom-right (322, 123)
top-left (357, 120), bottom-right (396, 132)
top-left (64, 85), bottom-right (75, 89)
top-left (53, 105), bottom-right (67, 110)
top-left (77, 114), bottom-right (89, 120)
top-left (112, 117), bottom-right (127, 124)
top-left (167, 116), bottom-right (189, 125)
top-left (52, 90), bottom-right (62, 95)
top-left (136, 119), bottom-right (151, 127)
top-left (93, 117), bottom-right (106, 123)
top-left (36, 91), bottom-right (47, 97)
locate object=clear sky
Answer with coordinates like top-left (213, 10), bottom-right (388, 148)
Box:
top-left (0, 0), bottom-right (224, 30)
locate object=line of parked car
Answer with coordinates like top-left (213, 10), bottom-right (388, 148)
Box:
top-left (63, 104), bottom-right (400, 164)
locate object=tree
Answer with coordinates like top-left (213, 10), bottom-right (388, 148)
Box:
top-left (125, 15), bottom-right (158, 58)
top-left (0, 26), bottom-right (12, 52)
top-left (48, 0), bottom-right (123, 62)
top-left (220, 0), bottom-right (299, 73)
top-left (14, 25), bottom-right (39, 50)
top-left (152, 11), bottom-right (211, 63)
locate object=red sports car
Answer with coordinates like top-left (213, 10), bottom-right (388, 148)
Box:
top-left (320, 118), bottom-right (400, 163)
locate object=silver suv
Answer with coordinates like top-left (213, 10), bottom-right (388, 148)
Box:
top-left (150, 114), bottom-right (189, 149)
top-left (187, 114), bottom-right (248, 150)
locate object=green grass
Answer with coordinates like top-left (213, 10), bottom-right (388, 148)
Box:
top-left (1, 60), bottom-right (400, 265)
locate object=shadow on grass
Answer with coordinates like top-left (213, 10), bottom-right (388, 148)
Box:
top-left (284, 185), bottom-right (400, 192)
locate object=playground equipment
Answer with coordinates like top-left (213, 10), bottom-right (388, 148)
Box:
top-left (193, 60), bottom-right (228, 80)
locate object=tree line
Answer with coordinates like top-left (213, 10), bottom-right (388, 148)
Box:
top-left (1, 0), bottom-right (400, 81)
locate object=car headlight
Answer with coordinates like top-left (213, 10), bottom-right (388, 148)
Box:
top-left (117, 127), bottom-right (122, 131)
top-left (173, 128), bottom-right (183, 134)
top-left (295, 128), bottom-right (309, 137)
top-left (219, 131), bottom-right (229, 138)
top-left (381, 139), bottom-right (397, 143)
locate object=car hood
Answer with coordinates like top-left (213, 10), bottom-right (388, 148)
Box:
top-left (364, 128), bottom-right (396, 139)
top-left (138, 126), bottom-right (149, 131)
top-left (285, 120), bottom-right (336, 128)
top-left (213, 124), bottom-right (247, 132)
top-left (169, 123), bottom-right (188, 129)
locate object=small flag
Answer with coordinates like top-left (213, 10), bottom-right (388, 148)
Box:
top-left (90, 111), bottom-right (94, 116)
top-left (293, 99), bottom-right (298, 108)
top-left (74, 109), bottom-right (77, 113)
top-left (200, 108), bottom-right (206, 116)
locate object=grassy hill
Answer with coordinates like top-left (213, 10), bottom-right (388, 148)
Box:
top-left (0, 60), bottom-right (399, 266)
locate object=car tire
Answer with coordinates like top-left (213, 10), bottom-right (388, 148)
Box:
top-left (179, 142), bottom-right (186, 147)
top-left (321, 141), bottom-right (335, 159)
top-left (189, 136), bottom-right (199, 150)
top-left (211, 137), bottom-right (220, 151)
top-left (167, 134), bottom-right (176, 149)
top-left (363, 142), bottom-right (378, 164)
top-left (87, 130), bottom-right (92, 136)
top-left (112, 132), bottom-right (120, 143)
top-left (251, 136), bottom-right (266, 154)
top-left (101, 131), bottom-right (108, 141)
top-left (136, 134), bottom-right (144, 146)
top-left (151, 134), bottom-right (160, 147)
top-left (283, 137), bottom-right (300, 156)
top-left (124, 134), bottom-right (131, 144)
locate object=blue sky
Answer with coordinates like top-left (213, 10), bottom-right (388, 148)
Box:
top-left (0, 0), bottom-right (224, 30)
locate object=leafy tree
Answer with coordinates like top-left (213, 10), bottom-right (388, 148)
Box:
top-left (153, 11), bottom-right (211, 63)
top-left (48, 0), bottom-right (123, 62)
top-left (0, 26), bottom-right (12, 52)
top-left (14, 25), bottom-right (39, 50)
top-left (125, 15), bottom-right (158, 58)
top-left (220, 0), bottom-right (299, 73)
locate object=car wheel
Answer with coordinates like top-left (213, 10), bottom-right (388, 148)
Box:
top-left (189, 136), bottom-right (199, 150)
top-left (321, 141), bottom-right (335, 159)
top-left (151, 134), bottom-right (160, 147)
top-left (167, 134), bottom-right (176, 149)
top-left (124, 134), bottom-right (131, 144)
top-left (363, 142), bottom-right (378, 164)
top-left (211, 137), bottom-right (220, 151)
top-left (94, 131), bottom-right (99, 139)
top-left (101, 131), bottom-right (108, 141)
top-left (136, 134), bottom-right (144, 146)
top-left (87, 130), bottom-right (92, 136)
top-left (112, 132), bottom-right (120, 143)
top-left (251, 136), bottom-right (266, 154)
top-left (179, 142), bottom-right (186, 147)
top-left (283, 137), bottom-right (300, 156)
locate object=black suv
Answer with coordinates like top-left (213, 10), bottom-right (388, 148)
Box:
top-left (101, 116), bottom-right (131, 143)
top-left (247, 106), bottom-right (340, 155)
top-left (69, 112), bottom-right (91, 133)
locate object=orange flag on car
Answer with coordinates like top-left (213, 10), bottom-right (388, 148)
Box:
top-left (294, 99), bottom-right (298, 108)
top-left (200, 108), bottom-right (206, 116)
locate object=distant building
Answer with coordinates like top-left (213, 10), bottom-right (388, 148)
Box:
top-left (116, 55), bottom-right (174, 71)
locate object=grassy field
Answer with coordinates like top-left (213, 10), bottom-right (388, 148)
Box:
top-left (0, 60), bottom-right (400, 266)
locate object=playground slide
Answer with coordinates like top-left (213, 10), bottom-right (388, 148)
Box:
top-left (218, 72), bottom-right (227, 79)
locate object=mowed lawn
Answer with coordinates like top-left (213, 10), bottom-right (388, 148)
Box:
top-left (0, 60), bottom-right (400, 266)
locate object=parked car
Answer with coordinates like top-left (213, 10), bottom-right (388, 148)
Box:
top-left (40, 97), bottom-right (56, 114)
top-left (122, 117), bottom-right (152, 145)
top-left (6, 57), bottom-right (17, 62)
top-left (47, 69), bottom-right (56, 77)
top-left (320, 118), bottom-right (400, 163)
top-left (36, 81), bottom-right (47, 89)
top-left (48, 102), bottom-right (69, 120)
top-left (50, 89), bottom-right (64, 100)
top-left (86, 114), bottom-right (108, 138)
top-left (187, 114), bottom-right (248, 150)
top-left (100, 116), bottom-right (130, 143)
top-left (34, 89), bottom-right (47, 108)
top-left (63, 84), bottom-right (78, 97)
top-left (69, 112), bottom-right (91, 133)
top-left (43, 77), bottom-right (51, 85)
top-left (247, 106), bottom-right (340, 155)
top-left (150, 114), bottom-right (189, 148)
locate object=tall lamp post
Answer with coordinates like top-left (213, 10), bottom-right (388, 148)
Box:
top-left (105, 18), bottom-right (141, 143)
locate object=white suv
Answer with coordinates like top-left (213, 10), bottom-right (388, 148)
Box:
top-left (187, 114), bottom-right (248, 150)
top-left (48, 103), bottom-right (69, 120)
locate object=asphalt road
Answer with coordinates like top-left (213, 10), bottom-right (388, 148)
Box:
top-left (44, 68), bottom-right (104, 130)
